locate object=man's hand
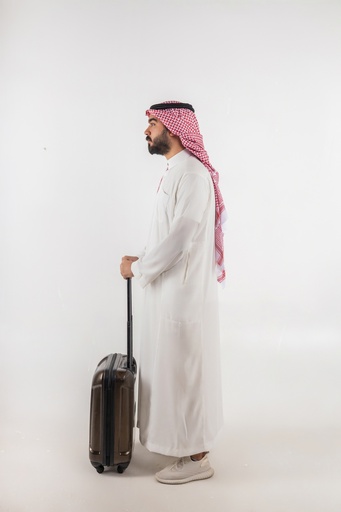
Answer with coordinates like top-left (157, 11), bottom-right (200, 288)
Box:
top-left (120, 255), bottom-right (138, 279)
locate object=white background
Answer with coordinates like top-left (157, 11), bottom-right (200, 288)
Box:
top-left (1, 0), bottom-right (341, 510)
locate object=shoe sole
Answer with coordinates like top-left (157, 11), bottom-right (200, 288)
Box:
top-left (155, 467), bottom-right (214, 485)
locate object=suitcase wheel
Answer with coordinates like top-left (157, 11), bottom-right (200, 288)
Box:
top-left (117, 463), bottom-right (129, 474)
top-left (96, 465), bottom-right (104, 474)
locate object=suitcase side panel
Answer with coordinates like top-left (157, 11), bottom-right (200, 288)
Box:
top-left (111, 360), bottom-right (135, 466)
top-left (89, 384), bottom-right (103, 458)
top-left (89, 354), bottom-right (115, 468)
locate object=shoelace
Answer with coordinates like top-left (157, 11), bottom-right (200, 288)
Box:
top-left (175, 458), bottom-right (185, 469)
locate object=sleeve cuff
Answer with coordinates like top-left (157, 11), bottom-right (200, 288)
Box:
top-left (131, 260), bottom-right (141, 279)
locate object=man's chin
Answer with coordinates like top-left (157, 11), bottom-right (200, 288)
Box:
top-left (148, 144), bottom-right (159, 155)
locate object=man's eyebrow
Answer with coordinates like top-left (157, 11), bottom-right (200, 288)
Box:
top-left (148, 117), bottom-right (158, 124)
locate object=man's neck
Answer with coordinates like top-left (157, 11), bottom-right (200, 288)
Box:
top-left (165, 145), bottom-right (185, 160)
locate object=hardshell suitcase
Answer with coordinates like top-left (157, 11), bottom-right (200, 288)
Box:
top-left (89, 278), bottom-right (136, 474)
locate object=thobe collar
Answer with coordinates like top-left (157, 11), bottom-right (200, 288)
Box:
top-left (166, 149), bottom-right (191, 170)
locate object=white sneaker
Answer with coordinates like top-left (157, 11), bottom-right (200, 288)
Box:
top-left (155, 455), bottom-right (214, 484)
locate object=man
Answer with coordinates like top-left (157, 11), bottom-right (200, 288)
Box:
top-left (120, 101), bottom-right (226, 484)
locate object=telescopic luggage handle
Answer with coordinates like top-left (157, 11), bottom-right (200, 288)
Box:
top-left (127, 278), bottom-right (133, 370)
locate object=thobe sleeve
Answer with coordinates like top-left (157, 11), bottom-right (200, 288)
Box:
top-left (131, 248), bottom-right (145, 279)
top-left (133, 173), bottom-right (211, 288)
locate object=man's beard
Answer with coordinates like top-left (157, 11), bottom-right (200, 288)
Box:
top-left (147, 128), bottom-right (171, 155)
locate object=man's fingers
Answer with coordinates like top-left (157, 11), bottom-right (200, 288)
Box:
top-left (122, 255), bottom-right (138, 262)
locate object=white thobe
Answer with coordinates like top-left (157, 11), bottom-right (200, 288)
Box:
top-left (132, 149), bottom-right (223, 457)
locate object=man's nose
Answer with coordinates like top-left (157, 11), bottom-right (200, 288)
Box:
top-left (144, 126), bottom-right (150, 136)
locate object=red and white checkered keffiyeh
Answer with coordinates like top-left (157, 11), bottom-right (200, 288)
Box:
top-left (146, 101), bottom-right (227, 284)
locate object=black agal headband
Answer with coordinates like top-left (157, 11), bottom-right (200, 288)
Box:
top-left (149, 102), bottom-right (195, 113)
